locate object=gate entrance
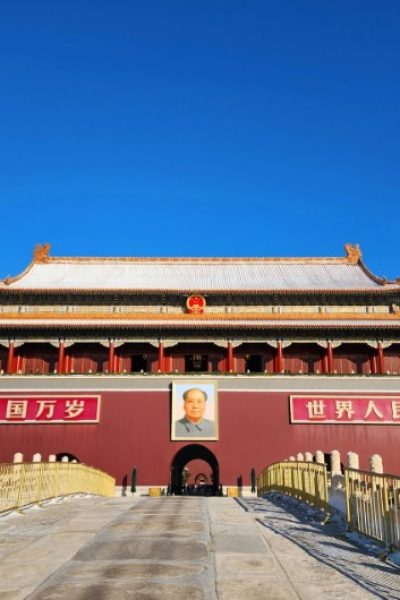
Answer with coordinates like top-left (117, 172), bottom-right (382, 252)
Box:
top-left (170, 444), bottom-right (220, 495)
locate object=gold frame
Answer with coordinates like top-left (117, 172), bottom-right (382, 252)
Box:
top-left (171, 381), bottom-right (218, 441)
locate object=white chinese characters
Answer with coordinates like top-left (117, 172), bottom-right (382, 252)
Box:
top-left (1, 396), bottom-right (98, 423)
top-left (291, 395), bottom-right (400, 424)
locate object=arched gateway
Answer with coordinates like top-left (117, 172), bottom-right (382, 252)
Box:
top-left (170, 444), bottom-right (219, 495)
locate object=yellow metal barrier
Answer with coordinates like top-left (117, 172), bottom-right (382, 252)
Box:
top-left (0, 462), bottom-right (115, 513)
top-left (345, 468), bottom-right (400, 549)
top-left (257, 461), bottom-right (329, 513)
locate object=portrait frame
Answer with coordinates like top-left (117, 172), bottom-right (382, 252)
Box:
top-left (171, 381), bottom-right (219, 441)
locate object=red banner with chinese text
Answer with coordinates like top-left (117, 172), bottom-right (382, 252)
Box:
top-left (290, 395), bottom-right (400, 424)
top-left (0, 395), bottom-right (100, 423)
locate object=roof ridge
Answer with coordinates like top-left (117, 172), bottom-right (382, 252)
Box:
top-left (29, 242), bottom-right (357, 264)
top-left (45, 256), bottom-right (350, 263)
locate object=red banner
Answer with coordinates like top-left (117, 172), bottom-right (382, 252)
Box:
top-left (290, 395), bottom-right (400, 424)
top-left (0, 395), bottom-right (100, 424)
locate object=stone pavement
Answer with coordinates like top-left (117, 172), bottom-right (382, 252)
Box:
top-left (243, 496), bottom-right (400, 600)
top-left (0, 495), bottom-right (398, 599)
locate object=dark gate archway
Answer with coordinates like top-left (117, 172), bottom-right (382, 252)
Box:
top-left (170, 444), bottom-right (219, 495)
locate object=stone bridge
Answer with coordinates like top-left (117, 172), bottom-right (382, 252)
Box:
top-left (0, 496), bottom-right (399, 599)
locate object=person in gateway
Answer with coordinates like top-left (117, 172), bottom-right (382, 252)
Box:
top-left (175, 387), bottom-right (215, 437)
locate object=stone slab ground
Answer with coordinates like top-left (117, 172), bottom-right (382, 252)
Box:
top-left (0, 495), bottom-right (398, 599)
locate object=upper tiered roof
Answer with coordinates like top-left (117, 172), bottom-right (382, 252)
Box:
top-left (0, 243), bottom-right (397, 293)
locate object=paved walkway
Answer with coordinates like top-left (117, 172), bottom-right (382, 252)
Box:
top-left (0, 495), bottom-right (398, 599)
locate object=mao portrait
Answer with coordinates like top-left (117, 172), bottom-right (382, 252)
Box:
top-left (171, 382), bottom-right (218, 441)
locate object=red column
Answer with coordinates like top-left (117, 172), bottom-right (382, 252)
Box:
top-left (108, 341), bottom-right (115, 374)
top-left (325, 340), bottom-right (333, 375)
top-left (6, 341), bottom-right (15, 374)
top-left (275, 341), bottom-right (283, 373)
top-left (158, 341), bottom-right (165, 373)
top-left (326, 341), bottom-right (334, 374)
top-left (58, 341), bottom-right (65, 374)
top-left (370, 354), bottom-right (377, 375)
top-left (377, 341), bottom-right (384, 375)
top-left (227, 342), bottom-right (234, 372)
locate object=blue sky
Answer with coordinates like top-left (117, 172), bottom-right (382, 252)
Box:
top-left (1, 1), bottom-right (399, 280)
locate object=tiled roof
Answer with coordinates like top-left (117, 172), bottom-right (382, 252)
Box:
top-left (0, 244), bottom-right (397, 292)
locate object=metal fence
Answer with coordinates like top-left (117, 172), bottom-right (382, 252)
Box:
top-left (257, 461), bottom-right (330, 513)
top-left (345, 468), bottom-right (400, 549)
top-left (0, 462), bottom-right (115, 513)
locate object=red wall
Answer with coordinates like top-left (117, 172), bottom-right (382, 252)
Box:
top-left (0, 389), bottom-right (399, 484)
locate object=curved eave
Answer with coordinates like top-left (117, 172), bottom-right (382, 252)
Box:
top-left (0, 259), bottom-right (37, 286)
top-left (358, 256), bottom-right (392, 285)
top-left (1, 320), bottom-right (400, 330)
top-left (0, 286), bottom-right (399, 296)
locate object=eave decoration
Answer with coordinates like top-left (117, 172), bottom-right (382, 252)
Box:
top-left (33, 243), bottom-right (51, 264)
top-left (345, 243), bottom-right (362, 265)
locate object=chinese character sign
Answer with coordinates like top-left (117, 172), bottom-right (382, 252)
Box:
top-left (0, 396), bottom-right (100, 423)
top-left (290, 395), bottom-right (400, 424)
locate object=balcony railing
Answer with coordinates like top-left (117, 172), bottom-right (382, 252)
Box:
top-left (2, 370), bottom-right (399, 376)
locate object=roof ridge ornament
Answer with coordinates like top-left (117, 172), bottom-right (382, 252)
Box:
top-left (344, 243), bottom-right (362, 265)
top-left (33, 243), bottom-right (51, 264)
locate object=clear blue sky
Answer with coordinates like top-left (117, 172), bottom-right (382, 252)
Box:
top-left (1, 1), bottom-right (399, 280)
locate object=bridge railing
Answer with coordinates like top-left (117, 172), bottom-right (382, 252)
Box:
top-left (258, 458), bottom-right (400, 550)
top-left (0, 461), bottom-right (115, 514)
top-left (345, 468), bottom-right (400, 549)
top-left (257, 461), bottom-right (330, 513)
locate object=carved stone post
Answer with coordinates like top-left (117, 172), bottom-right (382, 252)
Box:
top-left (370, 454), bottom-right (383, 474)
top-left (331, 450), bottom-right (341, 476)
top-left (347, 451), bottom-right (359, 470)
top-left (315, 450), bottom-right (325, 464)
top-left (296, 452), bottom-right (304, 461)
top-left (304, 452), bottom-right (313, 462)
top-left (13, 452), bottom-right (23, 463)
